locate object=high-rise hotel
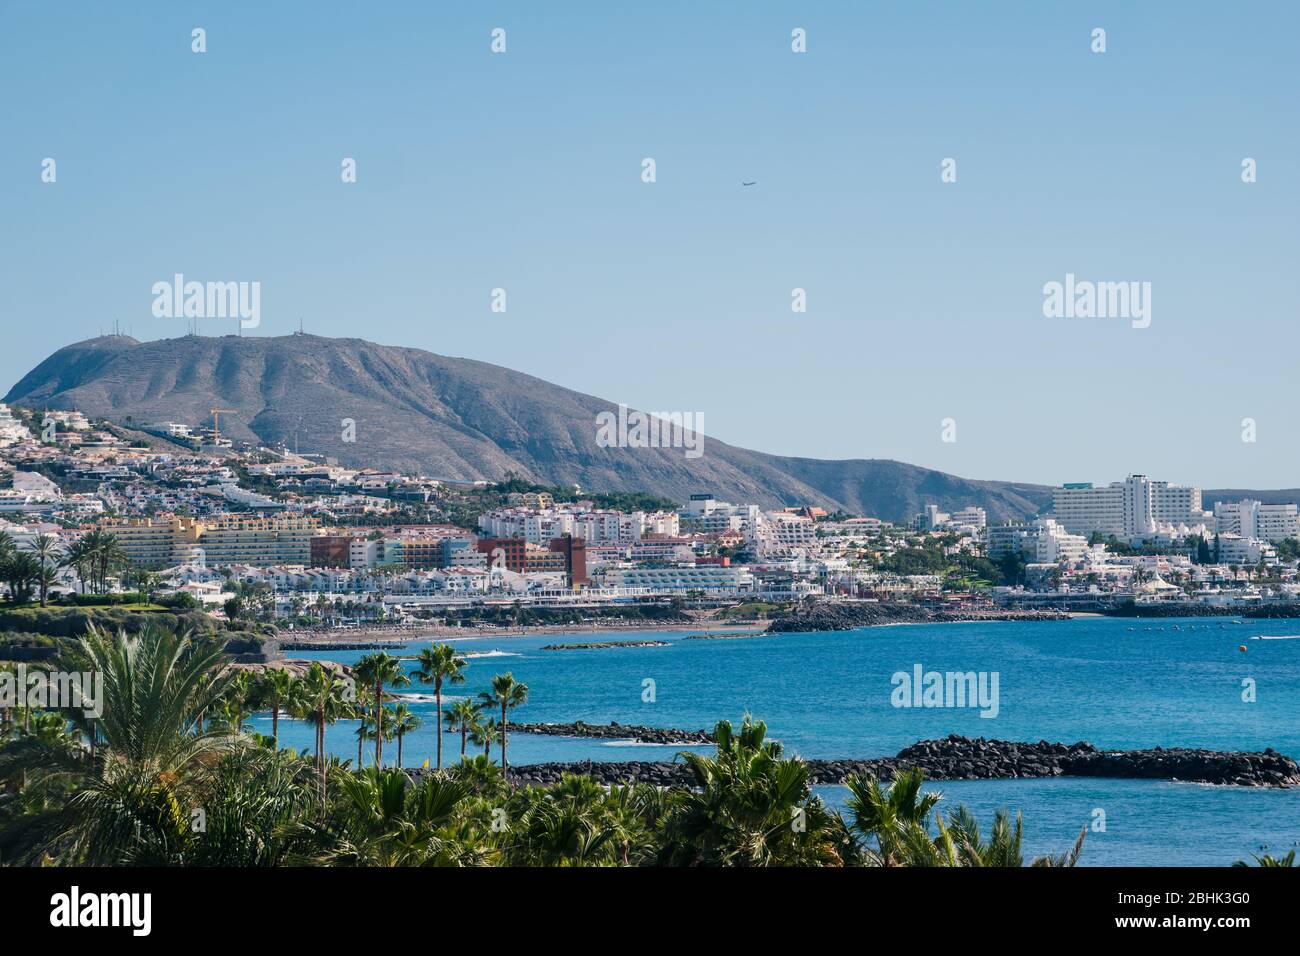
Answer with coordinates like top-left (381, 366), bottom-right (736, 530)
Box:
top-left (1052, 475), bottom-right (1211, 538)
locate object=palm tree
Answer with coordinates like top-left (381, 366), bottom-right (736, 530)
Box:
top-left (1234, 849), bottom-right (1297, 867)
top-left (315, 768), bottom-right (471, 866)
top-left (445, 699), bottom-right (480, 758)
top-left (353, 653), bottom-right (409, 768)
top-left (355, 715), bottom-right (373, 768)
top-left (660, 716), bottom-right (849, 866)
top-left (258, 668), bottom-right (298, 745)
top-left (36, 563), bottom-right (61, 607)
top-left (292, 663), bottom-right (356, 811)
top-left (391, 704), bottom-right (421, 769)
top-left (78, 529), bottom-right (127, 595)
top-left (220, 671), bottom-right (256, 733)
top-left (414, 643), bottom-right (466, 769)
top-left (844, 767), bottom-right (941, 866)
top-left (67, 530), bottom-right (102, 594)
top-left (27, 534), bottom-right (61, 606)
top-left (477, 673), bottom-right (528, 781)
top-left (470, 716), bottom-right (499, 760)
top-left (513, 774), bottom-right (619, 866)
top-left (0, 624), bottom-right (235, 863)
top-left (1, 551), bottom-right (40, 604)
top-left (447, 753), bottom-right (506, 799)
top-left (940, 806), bottom-right (1026, 867)
top-left (1031, 826), bottom-right (1088, 868)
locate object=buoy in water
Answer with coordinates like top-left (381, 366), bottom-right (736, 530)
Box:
top-left (1239, 645), bottom-right (1247, 652)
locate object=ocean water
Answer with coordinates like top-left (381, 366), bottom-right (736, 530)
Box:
top-left (267, 616), bottom-right (1300, 865)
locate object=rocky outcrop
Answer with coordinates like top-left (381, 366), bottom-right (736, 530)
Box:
top-left (512, 721), bottom-right (713, 744)
top-left (229, 658), bottom-right (351, 680)
top-left (767, 603), bottom-right (1069, 633)
top-left (506, 735), bottom-right (1300, 789)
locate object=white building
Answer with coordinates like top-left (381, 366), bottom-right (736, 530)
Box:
top-left (1053, 475), bottom-right (1211, 539)
top-left (477, 506), bottom-right (673, 545)
top-left (349, 538), bottom-right (382, 569)
top-left (0, 405), bottom-right (31, 445)
top-left (1214, 500), bottom-right (1300, 543)
top-left (986, 517), bottom-right (1088, 565)
top-left (917, 504), bottom-right (986, 534)
top-left (1214, 533), bottom-right (1276, 566)
top-left (600, 565), bottom-right (754, 594)
top-left (677, 494), bottom-right (762, 536)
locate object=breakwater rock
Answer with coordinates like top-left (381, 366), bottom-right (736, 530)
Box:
top-left (513, 720), bottom-right (713, 745)
top-left (506, 735), bottom-right (1300, 789)
top-left (767, 603), bottom-right (1069, 633)
top-left (1104, 603), bottom-right (1240, 619)
top-left (540, 641), bottom-right (671, 651)
top-left (1103, 601), bottom-right (1300, 619)
top-left (281, 640), bottom-right (414, 651)
top-left (1243, 604), bottom-right (1300, 619)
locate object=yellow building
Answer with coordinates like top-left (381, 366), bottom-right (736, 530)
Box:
top-left (195, 516), bottom-right (318, 566)
top-left (101, 515), bottom-right (318, 568)
top-left (101, 518), bottom-right (203, 568)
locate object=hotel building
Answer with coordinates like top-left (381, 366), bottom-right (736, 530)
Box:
top-left (103, 515), bottom-right (318, 567)
top-left (1213, 500), bottom-right (1300, 543)
top-left (1052, 475), bottom-right (1210, 538)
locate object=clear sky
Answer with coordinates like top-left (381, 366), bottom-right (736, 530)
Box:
top-left (3, 2), bottom-right (1297, 488)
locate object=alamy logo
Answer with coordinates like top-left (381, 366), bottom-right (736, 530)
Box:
top-left (50, 886), bottom-right (151, 936)
top-left (1042, 273), bottom-right (1150, 329)
top-left (152, 273), bottom-right (261, 328)
top-left (595, 403), bottom-right (704, 459)
top-left (890, 663), bottom-right (1000, 718)
top-left (0, 664), bottom-right (102, 718)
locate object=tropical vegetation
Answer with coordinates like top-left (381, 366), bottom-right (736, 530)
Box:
top-left (0, 624), bottom-right (1090, 867)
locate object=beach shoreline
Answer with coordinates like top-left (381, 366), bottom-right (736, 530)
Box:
top-left (279, 620), bottom-right (769, 647)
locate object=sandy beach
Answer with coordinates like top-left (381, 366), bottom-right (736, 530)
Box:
top-left (279, 619), bottom-right (769, 647)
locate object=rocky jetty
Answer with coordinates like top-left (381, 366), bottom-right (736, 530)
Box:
top-left (512, 720), bottom-right (714, 745)
top-left (281, 640), bottom-right (413, 651)
top-left (540, 640), bottom-right (671, 651)
top-left (506, 735), bottom-right (1300, 789)
top-left (681, 632), bottom-right (765, 641)
top-left (1242, 604), bottom-right (1300, 619)
top-left (767, 602), bottom-right (1069, 633)
top-left (1102, 601), bottom-right (1300, 619)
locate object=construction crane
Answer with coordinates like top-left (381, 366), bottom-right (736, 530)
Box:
top-left (210, 408), bottom-right (237, 447)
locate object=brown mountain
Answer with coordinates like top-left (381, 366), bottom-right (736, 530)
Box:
top-left (5, 334), bottom-right (1055, 522)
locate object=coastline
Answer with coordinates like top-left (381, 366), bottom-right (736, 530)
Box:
top-left (275, 607), bottom-right (1242, 648)
top-left (279, 620), bottom-right (769, 647)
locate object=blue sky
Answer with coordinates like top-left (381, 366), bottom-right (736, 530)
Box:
top-left (3, 2), bottom-right (1297, 488)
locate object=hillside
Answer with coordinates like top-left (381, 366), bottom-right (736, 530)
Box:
top-left (6, 334), bottom-right (1055, 521)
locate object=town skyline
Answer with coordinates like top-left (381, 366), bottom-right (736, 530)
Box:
top-left (6, 3), bottom-right (1297, 488)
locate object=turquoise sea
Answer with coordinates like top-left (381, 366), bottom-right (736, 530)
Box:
top-left (269, 616), bottom-right (1300, 865)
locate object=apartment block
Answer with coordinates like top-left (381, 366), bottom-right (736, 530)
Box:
top-left (103, 517), bottom-right (204, 567)
top-left (1213, 500), bottom-right (1300, 543)
top-left (196, 516), bottom-right (318, 566)
top-left (1052, 475), bottom-right (1208, 538)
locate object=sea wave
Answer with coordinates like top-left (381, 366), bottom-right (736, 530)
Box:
top-left (464, 650), bottom-right (520, 658)
top-left (601, 739), bottom-right (712, 748)
top-left (394, 693), bottom-right (441, 703)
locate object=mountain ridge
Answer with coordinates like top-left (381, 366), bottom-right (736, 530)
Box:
top-left (8, 333), bottom-right (1059, 521)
